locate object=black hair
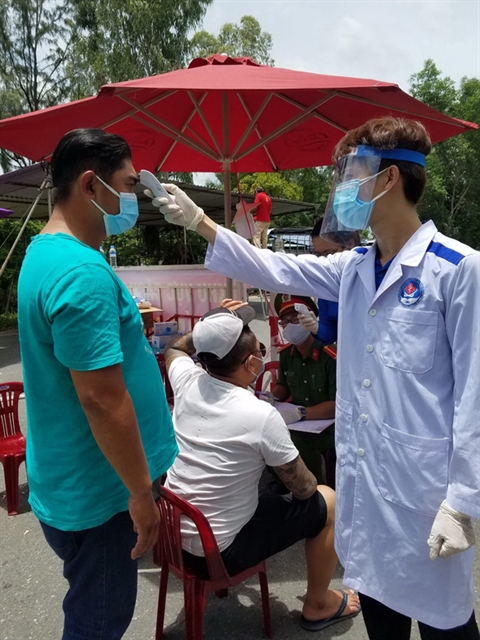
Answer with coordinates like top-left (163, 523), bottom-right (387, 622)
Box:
top-left (50, 128), bottom-right (132, 203)
top-left (197, 326), bottom-right (257, 376)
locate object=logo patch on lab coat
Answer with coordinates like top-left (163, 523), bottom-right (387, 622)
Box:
top-left (398, 278), bottom-right (423, 306)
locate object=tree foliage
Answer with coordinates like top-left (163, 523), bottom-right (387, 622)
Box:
top-left (68, 0), bottom-right (213, 97)
top-left (190, 15), bottom-right (274, 65)
top-left (410, 60), bottom-right (480, 248)
top-left (99, 225), bottom-right (207, 269)
top-left (0, 218), bottom-right (44, 316)
top-left (0, 0), bottom-right (73, 170)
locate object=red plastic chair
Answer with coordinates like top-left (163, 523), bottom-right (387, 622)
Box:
top-left (0, 382), bottom-right (26, 515)
top-left (154, 486), bottom-right (273, 640)
top-left (254, 361), bottom-right (280, 394)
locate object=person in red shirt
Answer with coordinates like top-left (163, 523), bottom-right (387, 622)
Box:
top-left (252, 187), bottom-right (272, 249)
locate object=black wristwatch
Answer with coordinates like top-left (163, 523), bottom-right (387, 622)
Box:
top-left (298, 406), bottom-right (307, 421)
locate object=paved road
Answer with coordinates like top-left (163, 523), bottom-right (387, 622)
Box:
top-left (1, 328), bottom-right (478, 640)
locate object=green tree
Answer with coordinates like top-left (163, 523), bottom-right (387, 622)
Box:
top-left (190, 15), bottom-right (274, 65)
top-left (283, 167), bottom-right (333, 208)
top-left (68, 0), bottom-right (213, 97)
top-left (0, 0), bottom-right (73, 170)
top-left (410, 59), bottom-right (458, 115)
top-left (238, 172), bottom-right (302, 200)
top-left (410, 60), bottom-right (480, 248)
top-left (0, 218), bottom-right (44, 317)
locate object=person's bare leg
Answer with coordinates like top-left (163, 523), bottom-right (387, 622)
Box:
top-left (303, 485), bottom-right (360, 621)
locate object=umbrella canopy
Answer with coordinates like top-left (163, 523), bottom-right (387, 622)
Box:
top-left (0, 55), bottom-right (476, 176)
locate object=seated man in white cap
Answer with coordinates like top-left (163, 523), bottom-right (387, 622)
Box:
top-left (164, 303), bottom-right (360, 632)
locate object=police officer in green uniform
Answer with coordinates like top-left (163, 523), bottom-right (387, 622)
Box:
top-left (272, 294), bottom-right (337, 485)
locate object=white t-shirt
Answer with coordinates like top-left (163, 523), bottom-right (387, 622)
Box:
top-left (165, 356), bottom-right (299, 555)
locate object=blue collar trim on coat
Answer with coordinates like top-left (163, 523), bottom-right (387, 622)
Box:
top-left (427, 241), bottom-right (465, 266)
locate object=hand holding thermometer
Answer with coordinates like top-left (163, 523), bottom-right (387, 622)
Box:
top-left (294, 302), bottom-right (310, 316)
top-left (139, 169), bottom-right (176, 205)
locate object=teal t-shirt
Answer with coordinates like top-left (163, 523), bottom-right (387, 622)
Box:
top-left (17, 233), bottom-right (178, 530)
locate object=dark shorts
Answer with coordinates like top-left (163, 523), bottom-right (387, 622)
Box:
top-left (183, 490), bottom-right (327, 578)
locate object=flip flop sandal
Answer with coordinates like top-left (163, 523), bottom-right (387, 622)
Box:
top-left (300, 590), bottom-right (361, 632)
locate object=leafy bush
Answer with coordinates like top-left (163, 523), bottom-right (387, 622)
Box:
top-left (0, 312), bottom-right (18, 332)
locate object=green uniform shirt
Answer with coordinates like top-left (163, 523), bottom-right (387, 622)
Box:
top-left (277, 339), bottom-right (336, 406)
top-left (276, 339), bottom-right (337, 483)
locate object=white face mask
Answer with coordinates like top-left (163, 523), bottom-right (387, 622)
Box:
top-left (282, 323), bottom-right (310, 345)
top-left (246, 355), bottom-right (265, 382)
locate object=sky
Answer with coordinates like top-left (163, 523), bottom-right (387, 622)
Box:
top-left (200, 0), bottom-right (480, 91)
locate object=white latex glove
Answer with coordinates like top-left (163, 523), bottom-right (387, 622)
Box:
top-left (428, 500), bottom-right (476, 560)
top-left (275, 403), bottom-right (302, 425)
top-left (145, 184), bottom-right (204, 231)
top-left (298, 310), bottom-right (319, 335)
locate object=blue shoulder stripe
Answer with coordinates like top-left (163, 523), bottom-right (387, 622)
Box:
top-left (354, 247), bottom-right (368, 254)
top-left (427, 241), bottom-right (465, 265)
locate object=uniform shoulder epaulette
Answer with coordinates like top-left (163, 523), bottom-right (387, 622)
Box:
top-left (323, 345), bottom-right (337, 360)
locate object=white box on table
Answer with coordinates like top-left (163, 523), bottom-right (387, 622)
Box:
top-left (151, 334), bottom-right (175, 354)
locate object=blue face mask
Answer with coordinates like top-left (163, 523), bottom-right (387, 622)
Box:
top-left (333, 169), bottom-right (388, 230)
top-left (92, 175), bottom-right (139, 235)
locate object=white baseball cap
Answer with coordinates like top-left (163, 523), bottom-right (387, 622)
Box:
top-left (193, 306), bottom-right (256, 360)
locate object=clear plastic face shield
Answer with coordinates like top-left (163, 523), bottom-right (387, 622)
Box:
top-left (320, 145), bottom-right (426, 247)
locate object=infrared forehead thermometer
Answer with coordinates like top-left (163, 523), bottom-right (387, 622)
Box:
top-left (139, 169), bottom-right (176, 205)
top-left (294, 302), bottom-right (310, 316)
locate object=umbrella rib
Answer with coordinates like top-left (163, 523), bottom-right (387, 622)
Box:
top-left (118, 95), bottom-right (220, 161)
top-left (129, 113), bottom-right (220, 162)
top-left (277, 93), bottom-right (348, 133)
top-left (236, 93), bottom-right (336, 162)
top-left (187, 91), bottom-right (223, 158)
top-left (41, 91), bottom-right (180, 161)
top-left (156, 93), bottom-right (208, 170)
top-left (235, 94), bottom-right (277, 170)
top-left (333, 90), bottom-right (465, 127)
top-left (231, 93), bottom-right (273, 159)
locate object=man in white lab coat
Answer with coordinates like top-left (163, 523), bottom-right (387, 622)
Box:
top-left (149, 117), bottom-right (479, 639)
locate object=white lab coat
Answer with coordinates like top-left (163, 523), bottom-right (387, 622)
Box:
top-left (205, 220), bottom-right (480, 629)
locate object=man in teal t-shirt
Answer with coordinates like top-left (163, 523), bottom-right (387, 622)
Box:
top-left (17, 129), bottom-right (178, 640)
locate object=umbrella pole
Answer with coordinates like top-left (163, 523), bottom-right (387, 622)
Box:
top-left (0, 179), bottom-right (48, 280)
top-left (222, 168), bottom-right (233, 298)
top-left (222, 91), bottom-right (234, 300)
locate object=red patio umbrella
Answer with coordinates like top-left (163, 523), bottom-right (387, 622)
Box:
top-left (0, 54), bottom-right (476, 228)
